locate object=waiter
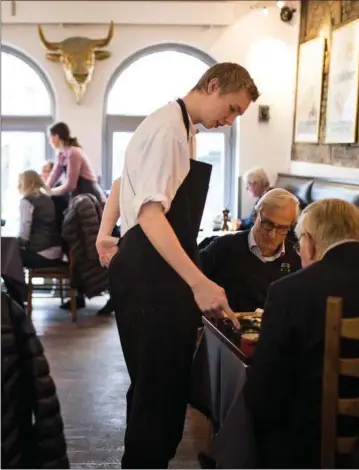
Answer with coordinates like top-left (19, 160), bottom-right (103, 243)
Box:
top-left (99, 62), bottom-right (259, 468)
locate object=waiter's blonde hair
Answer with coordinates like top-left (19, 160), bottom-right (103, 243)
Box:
top-left (192, 62), bottom-right (260, 102)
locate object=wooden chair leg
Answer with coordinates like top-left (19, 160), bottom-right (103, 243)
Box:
top-left (69, 288), bottom-right (77, 323)
top-left (59, 278), bottom-right (64, 303)
top-left (27, 273), bottom-right (33, 317)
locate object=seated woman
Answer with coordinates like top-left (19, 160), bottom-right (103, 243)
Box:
top-left (238, 167), bottom-right (271, 230)
top-left (41, 160), bottom-right (69, 233)
top-left (18, 170), bottom-right (63, 268)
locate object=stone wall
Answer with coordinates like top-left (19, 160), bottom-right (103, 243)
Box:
top-left (292, 0), bottom-right (359, 168)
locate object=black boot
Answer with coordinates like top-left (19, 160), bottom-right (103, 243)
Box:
top-left (198, 452), bottom-right (216, 469)
top-left (60, 294), bottom-right (86, 310)
top-left (96, 298), bottom-right (114, 316)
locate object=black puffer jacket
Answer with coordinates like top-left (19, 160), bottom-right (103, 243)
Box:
top-left (62, 193), bottom-right (109, 298)
top-left (1, 292), bottom-right (69, 469)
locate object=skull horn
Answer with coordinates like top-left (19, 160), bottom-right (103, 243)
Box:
top-left (38, 25), bottom-right (62, 51)
top-left (91, 21), bottom-right (114, 48)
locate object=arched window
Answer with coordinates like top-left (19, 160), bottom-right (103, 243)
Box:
top-left (1, 46), bottom-right (55, 226)
top-left (104, 44), bottom-right (236, 229)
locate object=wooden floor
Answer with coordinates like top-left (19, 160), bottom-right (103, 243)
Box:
top-left (32, 295), bottom-right (209, 469)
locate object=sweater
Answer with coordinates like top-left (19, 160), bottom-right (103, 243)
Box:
top-left (200, 230), bottom-right (301, 312)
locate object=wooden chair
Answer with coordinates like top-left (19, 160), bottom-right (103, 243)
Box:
top-left (27, 263), bottom-right (77, 322)
top-left (321, 297), bottom-right (359, 468)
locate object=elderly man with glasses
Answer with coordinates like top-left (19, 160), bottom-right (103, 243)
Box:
top-left (200, 188), bottom-right (301, 313)
top-left (245, 198), bottom-right (359, 469)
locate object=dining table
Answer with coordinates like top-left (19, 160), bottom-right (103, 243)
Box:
top-left (190, 316), bottom-right (257, 468)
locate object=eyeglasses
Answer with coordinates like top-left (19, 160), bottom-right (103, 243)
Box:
top-left (259, 213), bottom-right (292, 235)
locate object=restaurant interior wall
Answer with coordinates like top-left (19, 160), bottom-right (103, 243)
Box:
top-left (2, 0), bottom-right (301, 217)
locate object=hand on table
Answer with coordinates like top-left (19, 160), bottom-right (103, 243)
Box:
top-left (191, 277), bottom-right (240, 330)
top-left (96, 235), bottom-right (119, 268)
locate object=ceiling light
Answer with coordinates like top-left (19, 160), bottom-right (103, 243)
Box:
top-left (276, 1), bottom-right (285, 8)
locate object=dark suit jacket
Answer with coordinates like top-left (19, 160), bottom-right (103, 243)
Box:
top-left (200, 230), bottom-right (301, 312)
top-left (244, 241), bottom-right (359, 469)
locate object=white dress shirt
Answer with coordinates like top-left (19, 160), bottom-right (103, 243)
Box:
top-left (248, 228), bottom-right (285, 263)
top-left (119, 101), bottom-right (197, 236)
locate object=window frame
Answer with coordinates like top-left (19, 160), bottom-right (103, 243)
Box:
top-left (1, 45), bottom-right (56, 160)
top-left (103, 43), bottom-right (237, 214)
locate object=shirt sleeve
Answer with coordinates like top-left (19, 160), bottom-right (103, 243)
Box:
top-left (19, 199), bottom-right (34, 243)
top-left (51, 148), bottom-right (82, 196)
top-left (47, 160), bottom-right (63, 188)
top-left (131, 131), bottom-right (190, 217)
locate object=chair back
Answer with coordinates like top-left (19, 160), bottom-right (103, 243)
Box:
top-left (321, 296), bottom-right (359, 468)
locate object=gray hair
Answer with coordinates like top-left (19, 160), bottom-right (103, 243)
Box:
top-left (243, 167), bottom-right (270, 188)
top-left (295, 199), bottom-right (359, 257)
top-left (255, 188), bottom-right (300, 219)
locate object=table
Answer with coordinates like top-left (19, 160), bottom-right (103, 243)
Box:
top-left (1, 233), bottom-right (27, 303)
top-left (190, 317), bottom-right (256, 468)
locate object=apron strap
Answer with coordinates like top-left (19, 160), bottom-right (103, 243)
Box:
top-left (176, 98), bottom-right (190, 141)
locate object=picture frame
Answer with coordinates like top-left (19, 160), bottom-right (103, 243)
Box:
top-left (294, 37), bottom-right (325, 143)
top-left (325, 19), bottom-right (359, 144)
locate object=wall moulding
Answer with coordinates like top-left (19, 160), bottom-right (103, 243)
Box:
top-left (1, 1), bottom-right (237, 26)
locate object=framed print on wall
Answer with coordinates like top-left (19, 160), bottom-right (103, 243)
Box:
top-left (325, 19), bottom-right (359, 144)
top-left (294, 37), bottom-right (325, 143)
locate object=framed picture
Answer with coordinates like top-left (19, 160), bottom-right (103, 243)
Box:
top-left (294, 37), bottom-right (325, 143)
top-left (325, 19), bottom-right (359, 143)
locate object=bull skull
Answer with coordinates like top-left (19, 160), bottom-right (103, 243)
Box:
top-left (38, 22), bottom-right (114, 104)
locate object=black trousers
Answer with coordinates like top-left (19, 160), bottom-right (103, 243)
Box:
top-left (20, 249), bottom-right (63, 269)
top-left (115, 302), bottom-right (199, 469)
top-left (3, 250), bottom-right (63, 307)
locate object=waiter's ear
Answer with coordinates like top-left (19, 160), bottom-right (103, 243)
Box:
top-left (207, 78), bottom-right (220, 95)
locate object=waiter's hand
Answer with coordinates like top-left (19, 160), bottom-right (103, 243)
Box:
top-left (191, 277), bottom-right (240, 329)
top-left (96, 235), bottom-right (119, 267)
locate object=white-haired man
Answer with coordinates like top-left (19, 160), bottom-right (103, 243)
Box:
top-left (238, 167), bottom-right (271, 230)
top-left (245, 198), bottom-right (359, 469)
top-left (201, 188), bottom-right (301, 313)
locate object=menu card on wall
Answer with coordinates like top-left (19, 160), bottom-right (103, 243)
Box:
top-left (294, 37), bottom-right (325, 143)
top-left (325, 19), bottom-right (359, 143)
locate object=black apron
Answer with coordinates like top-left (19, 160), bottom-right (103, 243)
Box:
top-left (63, 158), bottom-right (106, 206)
top-left (108, 99), bottom-right (212, 469)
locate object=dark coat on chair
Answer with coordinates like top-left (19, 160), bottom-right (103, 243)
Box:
top-left (244, 242), bottom-right (359, 469)
top-left (61, 193), bottom-right (109, 298)
top-left (1, 292), bottom-right (69, 469)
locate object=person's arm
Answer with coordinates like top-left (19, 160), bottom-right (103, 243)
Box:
top-left (46, 160), bottom-right (63, 188)
top-left (18, 199), bottom-right (34, 246)
top-left (50, 148), bottom-right (82, 196)
top-left (138, 202), bottom-right (238, 324)
top-left (244, 281), bottom-right (294, 429)
top-left (98, 178), bottom-right (121, 239)
top-left (239, 210), bottom-right (255, 231)
top-left (130, 131), bottom-right (238, 324)
top-left (96, 178), bottom-right (121, 265)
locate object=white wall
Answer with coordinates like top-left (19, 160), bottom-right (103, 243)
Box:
top-left (211, 5), bottom-right (300, 215)
top-left (2, 0), bottom-right (302, 215)
top-left (290, 161), bottom-right (359, 182)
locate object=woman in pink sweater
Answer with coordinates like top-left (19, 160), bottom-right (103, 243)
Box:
top-left (47, 122), bottom-right (105, 205)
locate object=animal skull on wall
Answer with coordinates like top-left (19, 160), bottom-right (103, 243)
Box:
top-left (38, 22), bottom-right (114, 104)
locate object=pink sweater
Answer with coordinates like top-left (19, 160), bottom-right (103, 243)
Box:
top-left (47, 146), bottom-right (97, 196)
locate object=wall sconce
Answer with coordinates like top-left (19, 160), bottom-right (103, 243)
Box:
top-left (258, 105), bottom-right (270, 122)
